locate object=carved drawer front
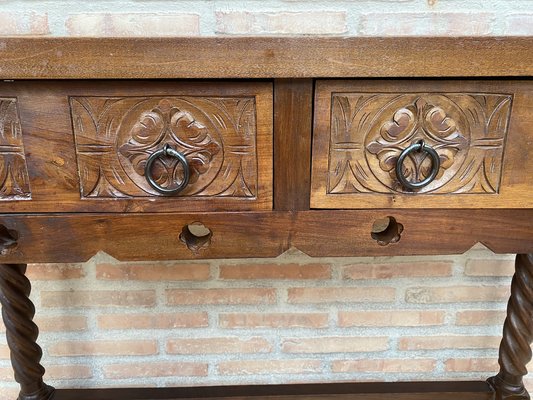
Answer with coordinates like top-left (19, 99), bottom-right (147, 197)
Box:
top-left (0, 81), bottom-right (272, 212)
top-left (0, 98), bottom-right (31, 201)
top-left (311, 80), bottom-right (533, 209)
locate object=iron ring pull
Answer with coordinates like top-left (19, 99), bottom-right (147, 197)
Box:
top-left (144, 144), bottom-right (190, 195)
top-left (395, 140), bottom-right (441, 190)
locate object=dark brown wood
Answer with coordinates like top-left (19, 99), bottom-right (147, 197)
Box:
top-left (0, 80), bottom-right (273, 212)
top-left (488, 253), bottom-right (533, 400)
top-left (0, 98), bottom-right (31, 200)
top-left (274, 79), bottom-right (313, 210)
top-left (0, 209), bottom-right (531, 263)
top-left (0, 212), bottom-right (289, 263)
top-left (311, 80), bottom-right (533, 209)
top-left (0, 264), bottom-right (54, 400)
top-left (0, 37), bottom-right (532, 79)
top-left (52, 381), bottom-right (493, 400)
top-left (293, 210), bottom-right (533, 256)
top-left (0, 36), bottom-right (532, 397)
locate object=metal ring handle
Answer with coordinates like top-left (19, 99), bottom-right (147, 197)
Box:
top-left (395, 141), bottom-right (440, 190)
top-left (144, 144), bottom-right (190, 195)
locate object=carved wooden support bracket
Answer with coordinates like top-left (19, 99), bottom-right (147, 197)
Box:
top-left (488, 253), bottom-right (533, 400)
top-left (0, 264), bottom-right (54, 400)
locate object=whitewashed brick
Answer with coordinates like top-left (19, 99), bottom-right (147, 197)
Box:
top-left (0, 12), bottom-right (49, 35)
top-left (504, 14), bottom-right (533, 35)
top-left (66, 13), bottom-right (200, 37)
top-left (216, 11), bottom-right (347, 35)
top-left (359, 12), bottom-right (494, 36)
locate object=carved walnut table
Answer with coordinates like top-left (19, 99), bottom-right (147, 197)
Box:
top-left (0, 37), bottom-right (531, 400)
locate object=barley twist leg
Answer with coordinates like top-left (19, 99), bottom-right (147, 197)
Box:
top-left (488, 254), bottom-right (533, 400)
top-left (0, 264), bottom-right (54, 400)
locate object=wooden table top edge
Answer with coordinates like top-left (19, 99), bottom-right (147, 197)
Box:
top-left (0, 36), bottom-right (532, 79)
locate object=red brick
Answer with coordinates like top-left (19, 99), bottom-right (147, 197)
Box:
top-left (0, 387), bottom-right (19, 399)
top-left (0, 316), bottom-right (88, 332)
top-left (524, 377), bottom-right (533, 394)
top-left (359, 12), bottom-right (493, 36)
top-left (166, 337), bottom-right (271, 354)
top-left (288, 287), bottom-right (395, 304)
top-left (104, 362), bottom-right (207, 379)
top-left (445, 358), bottom-right (498, 372)
top-left (465, 259), bottom-right (515, 277)
top-left (98, 312), bottom-right (208, 330)
top-left (282, 337), bottom-right (389, 353)
top-left (97, 262), bottom-right (210, 281)
top-left (218, 360), bottom-right (322, 375)
top-left (405, 286), bottom-right (510, 303)
top-left (35, 316), bottom-right (88, 332)
top-left (332, 359), bottom-right (436, 373)
top-left (342, 262), bottom-right (451, 280)
top-left (0, 344), bottom-right (10, 359)
top-left (0, 367), bottom-right (14, 381)
top-left (27, 263), bottom-right (85, 280)
top-left (166, 288), bottom-right (276, 305)
top-left (220, 313), bottom-right (328, 329)
top-left (455, 310), bottom-right (506, 326)
top-left (399, 336), bottom-right (501, 351)
top-left (220, 263), bottom-right (331, 280)
top-left (49, 340), bottom-right (157, 356)
top-left (45, 365), bottom-right (92, 380)
top-left (216, 11), bottom-right (347, 35)
top-left (0, 12), bottom-right (49, 35)
top-left (66, 13), bottom-right (199, 37)
top-left (338, 310), bottom-right (444, 327)
top-left (41, 290), bottom-right (156, 308)
top-left (95, 383), bottom-right (159, 389)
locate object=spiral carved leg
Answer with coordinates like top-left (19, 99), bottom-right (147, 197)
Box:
top-left (0, 264), bottom-right (54, 400)
top-left (488, 254), bottom-right (533, 400)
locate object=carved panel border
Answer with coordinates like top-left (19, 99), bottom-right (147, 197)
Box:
top-left (0, 98), bottom-right (31, 200)
top-left (70, 96), bottom-right (258, 199)
top-left (327, 92), bottom-right (512, 195)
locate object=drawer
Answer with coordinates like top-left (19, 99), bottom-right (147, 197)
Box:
top-left (311, 80), bottom-right (533, 209)
top-left (0, 81), bottom-right (273, 212)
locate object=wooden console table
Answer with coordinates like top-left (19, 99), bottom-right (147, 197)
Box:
top-left (0, 37), bottom-right (532, 400)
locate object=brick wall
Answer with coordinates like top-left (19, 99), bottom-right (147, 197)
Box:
top-left (0, 247), bottom-right (526, 397)
top-left (0, 1), bottom-right (532, 36)
top-left (0, 0), bottom-right (532, 396)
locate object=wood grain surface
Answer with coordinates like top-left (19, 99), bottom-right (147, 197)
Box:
top-left (0, 37), bottom-right (532, 79)
top-left (0, 209), bottom-right (531, 263)
top-left (274, 79), bottom-right (313, 210)
top-left (0, 80), bottom-right (273, 212)
top-left (312, 80), bottom-right (533, 209)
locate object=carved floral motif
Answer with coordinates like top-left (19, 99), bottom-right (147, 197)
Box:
top-left (328, 93), bottom-right (512, 194)
top-left (0, 98), bottom-right (31, 200)
top-left (118, 99), bottom-right (222, 191)
top-left (70, 96), bottom-right (258, 199)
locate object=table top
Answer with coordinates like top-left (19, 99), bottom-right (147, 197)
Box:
top-left (0, 36), bottom-right (532, 79)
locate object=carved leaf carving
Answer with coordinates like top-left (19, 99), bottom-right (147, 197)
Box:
top-left (118, 100), bottom-right (222, 189)
top-left (328, 93), bottom-right (511, 194)
top-left (0, 99), bottom-right (31, 200)
top-left (70, 96), bottom-right (258, 199)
